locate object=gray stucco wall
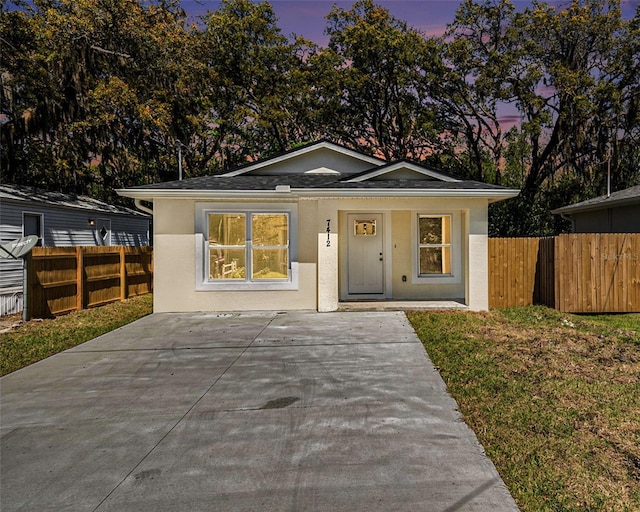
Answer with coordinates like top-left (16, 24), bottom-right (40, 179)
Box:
top-left (573, 204), bottom-right (640, 233)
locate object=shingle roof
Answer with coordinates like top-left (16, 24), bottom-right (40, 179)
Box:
top-left (551, 185), bottom-right (640, 215)
top-left (127, 174), bottom-right (509, 191)
top-left (0, 184), bottom-right (149, 217)
top-left (119, 140), bottom-right (519, 200)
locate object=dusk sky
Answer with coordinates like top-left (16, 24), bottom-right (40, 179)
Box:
top-left (179, 0), bottom-right (638, 128)
top-left (182, 0), bottom-right (640, 45)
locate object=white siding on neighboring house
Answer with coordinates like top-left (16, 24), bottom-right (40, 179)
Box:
top-left (0, 203), bottom-right (24, 315)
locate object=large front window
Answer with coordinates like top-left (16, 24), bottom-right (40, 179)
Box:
top-left (208, 212), bottom-right (289, 281)
top-left (418, 215), bottom-right (452, 275)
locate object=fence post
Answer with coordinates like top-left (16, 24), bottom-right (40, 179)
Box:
top-left (76, 247), bottom-right (83, 312)
top-left (23, 253), bottom-right (31, 321)
top-left (120, 246), bottom-right (126, 301)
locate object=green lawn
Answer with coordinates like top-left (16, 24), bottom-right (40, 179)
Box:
top-left (407, 307), bottom-right (640, 512)
top-left (0, 294), bottom-right (153, 376)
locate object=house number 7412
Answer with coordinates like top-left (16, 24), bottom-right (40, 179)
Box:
top-left (326, 219), bottom-right (331, 247)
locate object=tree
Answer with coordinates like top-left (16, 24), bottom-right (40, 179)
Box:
top-left (315, 0), bottom-right (443, 161)
top-left (1, 0), bottom-right (194, 202)
top-left (196, 0), bottom-right (320, 169)
top-left (436, 0), bottom-right (516, 183)
top-left (446, 0), bottom-right (640, 235)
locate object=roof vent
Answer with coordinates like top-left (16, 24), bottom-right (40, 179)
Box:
top-left (305, 167), bottom-right (341, 175)
top-left (275, 185), bottom-right (291, 192)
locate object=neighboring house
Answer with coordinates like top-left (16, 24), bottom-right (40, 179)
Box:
top-left (118, 141), bottom-right (519, 313)
top-left (0, 184), bottom-right (151, 315)
top-left (552, 185), bottom-right (640, 233)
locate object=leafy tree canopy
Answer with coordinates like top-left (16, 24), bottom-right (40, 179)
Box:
top-left (1, 0), bottom-right (638, 235)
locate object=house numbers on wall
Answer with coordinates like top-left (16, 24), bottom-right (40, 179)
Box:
top-left (326, 219), bottom-right (331, 247)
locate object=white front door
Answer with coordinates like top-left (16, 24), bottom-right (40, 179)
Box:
top-left (347, 213), bottom-right (384, 294)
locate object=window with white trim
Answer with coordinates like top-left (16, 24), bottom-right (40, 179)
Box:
top-left (208, 212), bottom-right (289, 282)
top-left (418, 215), bottom-right (452, 275)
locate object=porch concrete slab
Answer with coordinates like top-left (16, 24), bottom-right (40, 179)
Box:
top-left (1, 311), bottom-right (519, 512)
top-left (338, 300), bottom-right (468, 312)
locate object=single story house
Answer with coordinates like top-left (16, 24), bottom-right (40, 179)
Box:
top-left (0, 184), bottom-right (150, 315)
top-left (118, 141), bottom-right (519, 312)
top-left (551, 185), bottom-right (640, 233)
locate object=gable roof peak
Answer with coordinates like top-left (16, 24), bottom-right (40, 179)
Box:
top-left (343, 159), bottom-right (461, 183)
top-left (219, 140), bottom-right (385, 177)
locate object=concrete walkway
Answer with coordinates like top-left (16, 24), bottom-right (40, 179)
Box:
top-left (1, 311), bottom-right (519, 511)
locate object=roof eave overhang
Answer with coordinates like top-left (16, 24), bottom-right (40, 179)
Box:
top-left (552, 197), bottom-right (640, 215)
top-left (3, 192), bottom-right (149, 218)
top-left (117, 188), bottom-right (520, 202)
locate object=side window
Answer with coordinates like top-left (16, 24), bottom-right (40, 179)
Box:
top-left (418, 215), bottom-right (452, 275)
top-left (23, 213), bottom-right (43, 246)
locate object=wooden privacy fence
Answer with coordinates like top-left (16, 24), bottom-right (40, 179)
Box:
top-left (489, 234), bottom-right (640, 313)
top-left (26, 246), bottom-right (153, 319)
top-left (555, 233), bottom-right (640, 313)
top-left (489, 237), bottom-right (555, 309)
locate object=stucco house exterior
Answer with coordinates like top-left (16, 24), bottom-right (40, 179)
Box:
top-left (118, 141), bottom-right (518, 312)
top-left (0, 184), bottom-right (150, 315)
top-left (551, 185), bottom-right (640, 233)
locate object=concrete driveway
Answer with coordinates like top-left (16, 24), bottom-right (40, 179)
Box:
top-left (1, 311), bottom-right (518, 511)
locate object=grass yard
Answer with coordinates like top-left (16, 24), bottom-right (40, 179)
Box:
top-left (407, 307), bottom-right (640, 512)
top-left (0, 294), bottom-right (153, 376)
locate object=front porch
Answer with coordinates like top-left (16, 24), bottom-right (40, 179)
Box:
top-left (337, 299), bottom-right (468, 312)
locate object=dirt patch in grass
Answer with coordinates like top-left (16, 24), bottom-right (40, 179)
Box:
top-left (407, 307), bottom-right (640, 512)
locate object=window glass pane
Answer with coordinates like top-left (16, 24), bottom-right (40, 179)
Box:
top-left (210, 249), bottom-right (245, 279)
top-left (252, 214), bottom-right (288, 246)
top-left (420, 247), bottom-right (445, 274)
top-left (24, 214), bottom-right (43, 246)
top-left (354, 219), bottom-right (376, 236)
top-left (209, 214), bottom-right (245, 246)
top-left (419, 217), bottom-right (442, 244)
top-left (252, 249), bottom-right (289, 279)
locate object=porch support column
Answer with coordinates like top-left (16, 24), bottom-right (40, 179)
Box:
top-left (317, 205), bottom-right (338, 312)
top-left (467, 203), bottom-right (489, 311)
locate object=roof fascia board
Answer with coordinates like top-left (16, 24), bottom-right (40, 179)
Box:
top-left (117, 188), bottom-right (520, 201)
top-left (299, 188), bottom-right (519, 200)
top-left (220, 141), bottom-right (384, 177)
top-left (345, 161), bottom-right (459, 183)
